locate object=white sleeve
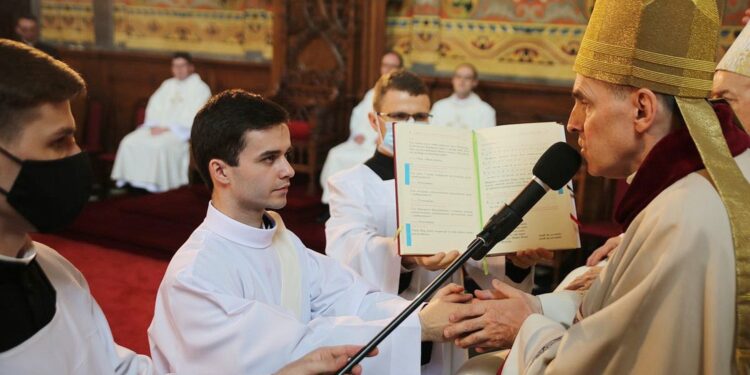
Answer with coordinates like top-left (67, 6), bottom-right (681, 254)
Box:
top-left (349, 100), bottom-right (369, 136)
top-left (484, 104), bottom-right (497, 127)
top-left (166, 126), bottom-right (191, 142)
top-left (349, 90), bottom-right (377, 141)
top-left (37, 246), bottom-right (154, 375)
top-left (430, 100), bottom-right (448, 127)
top-left (325, 176), bottom-right (402, 294)
top-left (149, 257), bottom-right (421, 375)
top-left (86, 278), bottom-right (153, 374)
top-left (142, 81), bottom-right (169, 128)
top-left (502, 314), bottom-right (567, 375)
top-left (502, 291), bottom-right (581, 375)
top-left (538, 291), bottom-right (581, 326)
top-left (166, 82), bottom-right (211, 141)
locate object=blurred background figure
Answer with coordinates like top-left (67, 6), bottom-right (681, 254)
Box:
top-left (14, 14), bottom-right (58, 59)
top-left (318, 51), bottom-right (403, 207)
top-left (431, 63), bottom-right (496, 130)
top-left (110, 52), bottom-right (211, 193)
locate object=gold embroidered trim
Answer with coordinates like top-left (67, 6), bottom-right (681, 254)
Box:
top-left (581, 38), bottom-right (717, 72)
top-left (676, 98), bottom-right (750, 374)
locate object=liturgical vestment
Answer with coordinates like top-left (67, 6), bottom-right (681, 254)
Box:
top-left (0, 243), bottom-right (153, 374)
top-left (111, 73), bottom-right (210, 192)
top-left (148, 203), bottom-right (421, 374)
top-left (319, 88), bottom-right (379, 203)
top-left (430, 92), bottom-right (496, 130)
top-left (503, 150), bottom-right (749, 375)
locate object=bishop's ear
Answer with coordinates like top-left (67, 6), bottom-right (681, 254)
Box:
top-left (633, 88), bottom-right (659, 134)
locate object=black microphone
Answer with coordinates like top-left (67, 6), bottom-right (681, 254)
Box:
top-left (335, 141), bottom-right (582, 375)
top-left (474, 141), bottom-right (582, 260)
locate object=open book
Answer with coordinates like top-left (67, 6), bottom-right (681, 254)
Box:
top-left (394, 122), bottom-right (580, 256)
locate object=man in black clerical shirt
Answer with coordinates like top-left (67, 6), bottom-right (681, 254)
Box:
top-left (323, 69), bottom-right (549, 372)
top-left (0, 38), bottom-right (153, 374)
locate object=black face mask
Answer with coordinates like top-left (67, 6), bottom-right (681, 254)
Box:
top-left (0, 147), bottom-right (92, 233)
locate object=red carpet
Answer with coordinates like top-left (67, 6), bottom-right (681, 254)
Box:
top-left (65, 186), bottom-right (209, 255)
top-left (31, 233), bottom-right (168, 355)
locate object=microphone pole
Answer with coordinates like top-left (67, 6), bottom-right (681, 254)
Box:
top-left (335, 236), bottom-right (489, 375)
top-left (335, 141), bottom-right (580, 374)
top-left (336, 202), bottom-right (524, 375)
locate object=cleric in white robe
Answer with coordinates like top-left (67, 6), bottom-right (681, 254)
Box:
top-left (326, 70), bottom-right (535, 375)
top-left (148, 90), bottom-right (467, 374)
top-left (430, 63), bottom-right (496, 130)
top-left (111, 52), bottom-right (211, 192)
top-left (319, 51), bottom-right (403, 204)
top-left (149, 203), bottom-right (422, 374)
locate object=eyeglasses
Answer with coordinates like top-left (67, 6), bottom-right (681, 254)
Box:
top-left (377, 112), bottom-right (432, 122)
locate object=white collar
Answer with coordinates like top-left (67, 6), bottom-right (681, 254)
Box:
top-left (450, 92), bottom-right (478, 103)
top-left (174, 73), bottom-right (200, 85)
top-left (626, 171), bottom-right (637, 184)
top-left (203, 202), bottom-right (277, 249)
top-left (0, 244), bottom-right (37, 265)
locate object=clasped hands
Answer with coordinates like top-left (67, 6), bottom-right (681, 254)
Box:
top-left (413, 249), bottom-right (550, 350)
top-left (419, 279), bottom-right (541, 352)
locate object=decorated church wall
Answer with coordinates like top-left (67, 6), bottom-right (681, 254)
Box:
top-left (40, 0), bottom-right (95, 46)
top-left (386, 0), bottom-right (750, 85)
top-left (39, 0), bottom-right (273, 62)
top-left (113, 0), bottom-right (272, 61)
top-left (36, 0), bottom-right (750, 83)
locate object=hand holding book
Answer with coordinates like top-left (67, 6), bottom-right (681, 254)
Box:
top-left (506, 248), bottom-right (554, 269)
top-left (402, 250), bottom-right (460, 271)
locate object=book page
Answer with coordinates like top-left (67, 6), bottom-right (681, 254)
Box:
top-left (474, 122), bottom-right (580, 254)
top-left (394, 122), bottom-right (481, 255)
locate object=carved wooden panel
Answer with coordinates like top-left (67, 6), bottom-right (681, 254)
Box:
top-left (271, 0), bottom-right (357, 111)
top-left (269, 0), bottom-right (361, 193)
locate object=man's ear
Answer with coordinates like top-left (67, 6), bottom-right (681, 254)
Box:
top-left (632, 88), bottom-right (658, 134)
top-left (208, 158), bottom-right (231, 187)
top-left (368, 111), bottom-right (379, 133)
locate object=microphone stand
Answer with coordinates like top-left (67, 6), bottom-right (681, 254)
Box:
top-left (336, 201), bottom-right (523, 374)
top-left (336, 232), bottom-right (498, 374)
top-left (336, 142), bottom-right (578, 373)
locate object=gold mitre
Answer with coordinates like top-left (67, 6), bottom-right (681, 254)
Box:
top-left (717, 23), bottom-right (750, 77)
top-left (574, 0), bottom-right (721, 98)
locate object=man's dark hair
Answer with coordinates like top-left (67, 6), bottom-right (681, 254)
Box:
top-left (173, 52), bottom-right (193, 64)
top-left (384, 50), bottom-right (404, 68)
top-left (0, 39), bottom-right (85, 141)
top-left (15, 14), bottom-right (38, 25)
top-left (372, 70), bottom-right (428, 111)
top-left (191, 89), bottom-right (290, 190)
